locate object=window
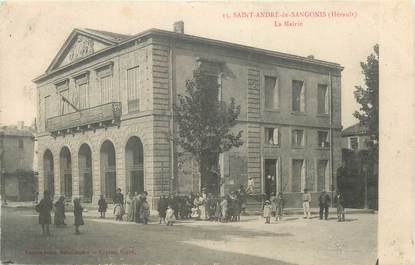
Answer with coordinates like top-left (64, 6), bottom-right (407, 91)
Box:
top-left (75, 74), bottom-right (89, 110)
top-left (44, 95), bottom-right (51, 120)
top-left (292, 159), bottom-right (305, 192)
top-left (127, 66), bottom-right (140, 112)
top-left (18, 139), bottom-right (24, 149)
top-left (292, 129), bottom-right (305, 147)
top-left (349, 137), bottom-right (359, 150)
top-left (198, 59), bottom-right (222, 101)
top-left (265, 128), bottom-right (279, 145)
top-left (59, 89), bottom-right (71, 114)
top-left (317, 160), bottom-right (328, 192)
top-left (205, 73), bottom-right (221, 100)
top-left (55, 80), bottom-right (71, 115)
top-left (96, 64), bottom-right (113, 104)
top-left (317, 131), bottom-right (330, 148)
top-left (317, 84), bottom-right (329, 114)
top-left (292, 80), bottom-right (305, 112)
top-left (100, 75), bottom-right (113, 104)
top-left (264, 76), bottom-right (279, 109)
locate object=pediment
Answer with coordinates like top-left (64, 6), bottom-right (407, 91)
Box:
top-left (46, 29), bottom-right (125, 72)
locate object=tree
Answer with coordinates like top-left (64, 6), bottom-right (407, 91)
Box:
top-left (353, 44), bottom-right (379, 209)
top-left (353, 44), bottom-right (379, 144)
top-left (173, 69), bottom-right (243, 194)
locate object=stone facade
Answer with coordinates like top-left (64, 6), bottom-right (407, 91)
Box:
top-left (0, 123), bottom-right (37, 201)
top-left (34, 25), bottom-right (342, 208)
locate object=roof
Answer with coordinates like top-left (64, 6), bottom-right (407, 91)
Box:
top-left (0, 126), bottom-right (35, 137)
top-left (341, 123), bottom-right (369, 137)
top-left (81, 28), bottom-right (131, 43)
top-left (34, 27), bottom-right (344, 83)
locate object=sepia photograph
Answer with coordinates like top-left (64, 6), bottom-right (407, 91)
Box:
top-left (0, 1), bottom-right (412, 265)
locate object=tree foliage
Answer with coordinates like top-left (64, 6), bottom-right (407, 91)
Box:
top-left (353, 44), bottom-right (379, 142)
top-left (173, 69), bottom-right (243, 191)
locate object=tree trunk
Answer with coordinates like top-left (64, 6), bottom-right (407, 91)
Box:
top-left (199, 151), bottom-right (220, 195)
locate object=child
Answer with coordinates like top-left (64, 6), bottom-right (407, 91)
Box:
top-left (263, 200), bottom-right (271, 224)
top-left (73, 198), bottom-right (84, 234)
top-left (165, 205), bottom-right (176, 226)
top-left (114, 203), bottom-right (123, 221)
top-left (98, 195), bottom-right (107, 218)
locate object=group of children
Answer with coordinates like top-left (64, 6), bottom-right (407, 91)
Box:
top-left (263, 192), bottom-right (284, 224)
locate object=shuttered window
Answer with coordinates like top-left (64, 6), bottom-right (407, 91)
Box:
top-left (100, 75), bottom-right (113, 104)
top-left (292, 129), bottom-right (305, 147)
top-left (75, 74), bottom-right (89, 110)
top-left (317, 160), bottom-right (328, 192)
top-left (60, 89), bottom-right (71, 114)
top-left (292, 80), bottom-right (305, 112)
top-left (44, 95), bottom-right (51, 119)
top-left (265, 128), bottom-right (280, 145)
top-left (127, 66), bottom-right (140, 112)
top-left (78, 83), bottom-right (89, 109)
top-left (318, 84), bottom-right (329, 114)
top-left (317, 131), bottom-right (330, 148)
top-left (264, 76), bottom-right (279, 109)
top-left (292, 159), bottom-right (305, 192)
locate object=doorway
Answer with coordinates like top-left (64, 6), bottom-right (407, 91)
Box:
top-left (264, 159), bottom-right (278, 200)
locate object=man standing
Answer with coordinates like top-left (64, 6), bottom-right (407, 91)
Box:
top-left (319, 190), bottom-right (331, 220)
top-left (246, 177), bottom-right (255, 194)
top-left (302, 189), bottom-right (311, 219)
top-left (335, 191), bottom-right (345, 222)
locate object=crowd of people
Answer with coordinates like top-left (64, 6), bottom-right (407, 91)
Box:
top-left (34, 185), bottom-right (346, 236)
top-left (97, 186), bottom-right (250, 225)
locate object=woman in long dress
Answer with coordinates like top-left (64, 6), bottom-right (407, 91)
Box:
top-left (130, 192), bottom-right (137, 222)
top-left (125, 193), bottom-right (134, 222)
top-left (73, 198), bottom-right (84, 234)
top-left (36, 190), bottom-right (53, 235)
top-left (199, 193), bottom-right (207, 220)
top-left (54, 196), bottom-right (66, 226)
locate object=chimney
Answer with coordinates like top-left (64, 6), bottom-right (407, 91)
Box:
top-left (17, 121), bottom-right (24, 130)
top-left (307, 55), bottom-right (315, 59)
top-left (173, 21), bottom-right (184, 34)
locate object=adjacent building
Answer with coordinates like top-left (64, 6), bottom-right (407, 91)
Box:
top-left (339, 122), bottom-right (378, 209)
top-left (34, 22), bottom-right (343, 208)
top-left (341, 122), bottom-right (370, 150)
top-left (0, 122), bottom-right (37, 201)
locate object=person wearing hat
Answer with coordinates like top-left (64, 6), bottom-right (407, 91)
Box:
top-left (263, 200), bottom-right (272, 224)
top-left (165, 205), bottom-right (176, 226)
top-left (302, 188), bottom-right (312, 219)
top-left (318, 190), bottom-right (331, 220)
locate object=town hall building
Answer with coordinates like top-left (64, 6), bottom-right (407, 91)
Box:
top-left (34, 22), bottom-right (343, 208)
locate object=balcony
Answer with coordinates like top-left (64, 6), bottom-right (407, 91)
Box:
top-left (46, 102), bottom-right (122, 134)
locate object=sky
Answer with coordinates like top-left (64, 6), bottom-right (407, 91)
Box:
top-left (0, 1), bottom-right (379, 128)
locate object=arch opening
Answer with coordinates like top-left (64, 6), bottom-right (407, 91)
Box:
top-left (79, 144), bottom-right (93, 202)
top-left (100, 140), bottom-right (116, 200)
top-left (125, 136), bottom-right (144, 196)
top-left (60, 147), bottom-right (72, 199)
top-left (43, 149), bottom-right (55, 198)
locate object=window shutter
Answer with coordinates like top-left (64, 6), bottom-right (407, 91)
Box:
top-left (325, 86), bottom-right (329, 114)
top-left (300, 82), bottom-right (305, 112)
top-left (273, 128), bottom-right (279, 145)
top-left (274, 78), bottom-right (279, 108)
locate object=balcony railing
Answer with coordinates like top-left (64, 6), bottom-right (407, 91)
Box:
top-left (46, 102), bottom-right (122, 133)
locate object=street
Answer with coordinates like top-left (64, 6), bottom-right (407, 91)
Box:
top-left (1, 207), bottom-right (377, 265)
